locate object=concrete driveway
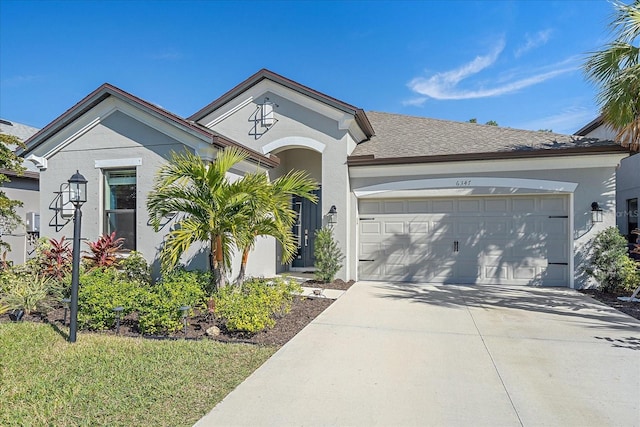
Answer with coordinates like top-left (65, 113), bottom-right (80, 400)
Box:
top-left (195, 282), bottom-right (640, 427)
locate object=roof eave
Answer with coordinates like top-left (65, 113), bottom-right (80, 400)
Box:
top-left (347, 145), bottom-right (628, 166)
top-left (189, 69), bottom-right (375, 138)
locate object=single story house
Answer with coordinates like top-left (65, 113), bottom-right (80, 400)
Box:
top-left (19, 69), bottom-right (627, 288)
top-left (0, 119), bottom-right (40, 266)
top-left (575, 117), bottom-right (638, 244)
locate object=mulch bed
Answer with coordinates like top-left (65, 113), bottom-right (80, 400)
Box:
top-left (579, 289), bottom-right (640, 321)
top-left (0, 279), bottom-right (355, 346)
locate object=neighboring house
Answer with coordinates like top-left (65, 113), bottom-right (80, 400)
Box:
top-left (20, 69), bottom-right (627, 288)
top-left (0, 119), bottom-right (40, 265)
top-left (575, 116), bottom-right (638, 243)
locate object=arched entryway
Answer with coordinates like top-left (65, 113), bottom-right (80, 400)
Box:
top-left (267, 146), bottom-right (322, 273)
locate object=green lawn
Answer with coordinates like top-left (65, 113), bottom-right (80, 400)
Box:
top-left (0, 322), bottom-right (276, 426)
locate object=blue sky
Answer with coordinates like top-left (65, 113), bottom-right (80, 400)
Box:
top-left (0, 0), bottom-right (616, 135)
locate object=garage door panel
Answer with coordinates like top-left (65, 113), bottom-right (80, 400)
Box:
top-left (540, 197), bottom-right (567, 213)
top-left (409, 222), bottom-right (429, 234)
top-left (459, 199), bottom-right (481, 212)
top-left (512, 198), bottom-right (536, 213)
top-left (383, 201), bottom-right (404, 214)
top-left (431, 221), bottom-right (454, 236)
top-left (432, 200), bottom-right (455, 212)
top-left (384, 221), bottom-right (405, 234)
top-left (543, 265), bottom-right (568, 285)
top-left (457, 263), bottom-right (481, 282)
top-left (485, 198), bottom-right (509, 212)
top-left (407, 201), bottom-right (428, 213)
top-left (360, 221), bottom-right (381, 235)
top-left (485, 266), bottom-right (508, 279)
top-left (513, 266), bottom-right (538, 280)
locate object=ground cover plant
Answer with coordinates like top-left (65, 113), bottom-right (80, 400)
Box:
top-left (0, 322), bottom-right (275, 427)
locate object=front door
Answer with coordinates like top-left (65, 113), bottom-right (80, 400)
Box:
top-left (292, 190), bottom-right (321, 268)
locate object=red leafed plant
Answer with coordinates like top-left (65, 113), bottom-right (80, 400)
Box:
top-left (42, 237), bottom-right (72, 281)
top-left (83, 232), bottom-right (125, 268)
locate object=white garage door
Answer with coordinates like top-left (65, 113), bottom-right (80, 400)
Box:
top-left (358, 195), bottom-right (569, 286)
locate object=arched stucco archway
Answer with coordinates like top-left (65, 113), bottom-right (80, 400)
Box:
top-left (266, 146), bottom-right (322, 273)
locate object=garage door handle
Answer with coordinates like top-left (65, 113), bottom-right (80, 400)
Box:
top-left (359, 259), bottom-right (375, 262)
top-left (453, 241), bottom-right (459, 252)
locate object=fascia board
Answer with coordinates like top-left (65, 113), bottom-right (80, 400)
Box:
top-left (349, 153), bottom-right (627, 178)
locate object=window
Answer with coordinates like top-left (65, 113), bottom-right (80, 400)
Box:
top-left (628, 198), bottom-right (638, 243)
top-left (104, 170), bottom-right (136, 250)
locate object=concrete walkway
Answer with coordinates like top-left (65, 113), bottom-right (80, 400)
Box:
top-left (195, 282), bottom-right (640, 427)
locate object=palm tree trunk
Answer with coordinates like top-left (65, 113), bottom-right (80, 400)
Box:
top-left (214, 235), bottom-right (226, 289)
top-left (235, 246), bottom-right (250, 285)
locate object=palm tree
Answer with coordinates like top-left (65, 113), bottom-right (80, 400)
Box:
top-left (234, 170), bottom-right (318, 284)
top-left (147, 147), bottom-right (263, 290)
top-left (584, 0), bottom-right (640, 151)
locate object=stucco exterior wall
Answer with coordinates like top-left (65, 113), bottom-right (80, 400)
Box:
top-left (2, 177), bottom-right (39, 265)
top-left (616, 153), bottom-right (640, 238)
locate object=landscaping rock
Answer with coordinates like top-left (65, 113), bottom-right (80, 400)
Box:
top-left (206, 325), bottom-right (221, 337)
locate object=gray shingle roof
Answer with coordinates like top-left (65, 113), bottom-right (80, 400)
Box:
top-left (0, 119), bottom-right (40, 174)
top-left (350, 111), bottom-right (624, 162)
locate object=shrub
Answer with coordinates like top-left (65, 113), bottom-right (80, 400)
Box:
top-left (587, 227), bottom-right (640, 292)
top-left (313, 226), bottom-right (344, 283)
top-left (119, 251), bottom-right (151, 285)
top-left (214, 277), bottom-right (301, 333)
top-left (83, 232), bottom-right (124, 269)
top-left (137, 268), bottom-right (206, 334)
top-left (78, 268), bottom-right (142, 330)
top-left (40, 237), bottom-right (72, 282)
top-left (1, 271), bottom-right (56, 315)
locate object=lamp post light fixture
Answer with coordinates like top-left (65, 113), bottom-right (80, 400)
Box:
top-left (67, 170), bottom-right (87, 343)
top-left (327, 205), bottom-right (337, 226)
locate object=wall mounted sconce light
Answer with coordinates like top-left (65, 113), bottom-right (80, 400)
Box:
top-left (328, 205), bottom-right (337, 225)
top-left (591, 202), bottom-right (603, 223)
top-left (261, 98), bottom-right (276, 128)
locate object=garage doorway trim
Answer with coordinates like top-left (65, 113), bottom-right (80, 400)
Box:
top-left (353, 177), bottom-right (578, 198)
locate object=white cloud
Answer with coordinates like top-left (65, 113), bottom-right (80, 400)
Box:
top-left (515, 29), bottom-right (553, 58)
top-left (514, 107), bottom-right (598, 135)
top-left (406, 40), bottom-right (578, 102)
top-left (402, 97), bottom-right (429, 107)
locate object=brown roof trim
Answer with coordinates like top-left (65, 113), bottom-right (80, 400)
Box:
top-left (347, 145), bottom-right (628, 166)
top-left (575, 115), bottom-right (604, 136)
top-left (188, 69), bottom-right (375, 138)
top-left (19, 83), bottom-right (278, 168)
top-left (0, 169), bottom-right (39, 180)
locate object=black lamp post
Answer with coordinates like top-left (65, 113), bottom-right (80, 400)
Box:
top-left (68, 170), bottom-right (87, 343)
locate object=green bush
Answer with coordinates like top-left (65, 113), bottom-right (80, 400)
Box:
top-left (1, 271), bottom-right (56, 315)
top-left (119, 251), bottom-right (151, 285)
top-left (137, 268), bottom-right (206, 334)
top-left (78, 268), bottom-right (142, 330)
top-left (314, 226), bottom-right (344, 283)
top-left (214, 277), bottom-right (301, 333)
top-left (587, 227), bottom-right (640, 292)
